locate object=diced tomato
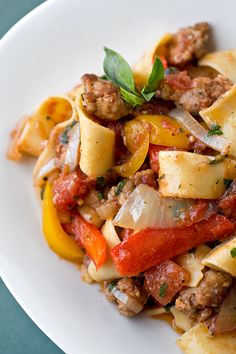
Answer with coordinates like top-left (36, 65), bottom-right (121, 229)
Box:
top-left (52, 170), bottom-right (94, 210)
top-left (110, 214), bottom-right (234, 276)
top-left (148, 144), bottom-right (187, 173)
top-left (73, 215), bottom-right (106, 269)
top-left (145, 260), bottom-right (189, 305)
top-left (164, 71), bottom-right (192, 90)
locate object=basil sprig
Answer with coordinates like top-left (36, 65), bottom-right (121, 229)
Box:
top-left (103, 47), bottom-right (164, 107)
top-left (141, 57), bottom-right (164, 101)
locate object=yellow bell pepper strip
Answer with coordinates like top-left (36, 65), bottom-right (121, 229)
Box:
top-left (113, 134), bottom-right (149, 177)
top-left (124, 114), bottom-right (189, 151)
top-left (42, 183), bottom-right (84, 263)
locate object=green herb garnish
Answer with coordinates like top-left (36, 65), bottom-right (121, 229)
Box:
top-left (96, 176), bottom-right (106, 188)
top-left (115, 179), bottom-right (126, 196)
top-left (230, 248), bottom-right (236, 258)
top-left (164, 304), bottom-right (172, 312)
top-left (209, 155), bottom-right (225, 165)
top-left (120, 88), bottom-right (145, 107)
top-left (107, 280), bottom-right (118, 292)
top-left (224, 178), bottom-right (233, 189)
top-left (159, 283), bottom-right (168, 298)
top-left (60, 121), bottom-right (76, 144)
top-left (103, 47), bottom-right (164, 106)
top-left (97, 191), bottom-right (104, 200)
top-left (100, 74), bottom-right (108, 80)
top-left (141, 56), bottom-right (164, 101)
top-left (207, 124), bottom-right (223, 137)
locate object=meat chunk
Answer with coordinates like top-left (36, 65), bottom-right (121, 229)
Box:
top-left (159, 71), bottom-right (232, 114)
top-left (81, 74), bottom-right (132, 121)
top-left (169, 22), bottom-right (210, 66)
top-left (175, 270), bottom-right (232, 322)
top-left (131, 169), bottom-right (157, 188)
top-left (218, 181), bottom-right (236, 221)
top-left (105, 278), bottom-right (149, 317)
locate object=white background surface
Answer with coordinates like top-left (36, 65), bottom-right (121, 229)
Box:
top-left (0, 0), bottom-right (235, 353)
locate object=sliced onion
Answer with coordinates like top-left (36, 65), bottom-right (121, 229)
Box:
top-left (113, 184), bottom-right (216, 230)
top-left (110, 286), bottom-right (143, 314)
top-left (214, 283), bottom-right (236, 334)
top-left (169, 107), bottom-right (231, 154)
top-left (36, 158), bottom-right (58, 182)
top-left (96, 200), bottom-right (119, 220)
top-left (64, 122), bottom-right (80, 172)
top-left (84, 189), bottom-right (101, 209)
top-left (78, 205), bottom-right (103, 228)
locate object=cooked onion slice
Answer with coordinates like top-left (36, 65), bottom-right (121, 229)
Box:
top-left (113, 184), bottom-right (216, 230)
top-left (64, 122), bottom-right (80, 172)
top-left (170, 107), bottom-right (231, 154)
top-left (214, 283), bottom-right (236, 334)
top-left (96, 200), bottom-right (119, 220)
top-left (110, 286), bottom-right (143, 314)
top-left (36, 158), bottom-right (58, 183)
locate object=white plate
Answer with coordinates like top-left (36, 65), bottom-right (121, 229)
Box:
top-left (0, 0), bottom-right (235, 353)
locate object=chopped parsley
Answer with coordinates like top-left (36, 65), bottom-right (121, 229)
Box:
top-left (230, 248), bottom-right (236, 258)
top-left (115, 179), bottom-right (126, 196)
top-left (60, 121), bottom-right (76, 144)
top-left (97, 191), bottom-right (104, 200)
top-left (159, 283), bottom-right (168, 298)
top-left (207, 124), bottom-right (223, 137)
top-left (107, 280), bottom-right (118, 292)
top-left (100, 74), bottom-right (108, 80)
top-left (224, 178), bottom-right (233, 189)
top-left (209, 155), bottom-right (225, 165)
top-left (164, 303), bottom-right (172, 312)
top-left (96, 176), bottom-right (106, 188)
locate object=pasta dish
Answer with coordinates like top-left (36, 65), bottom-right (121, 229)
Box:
top-left (7, 22), bottom-right (236, 353)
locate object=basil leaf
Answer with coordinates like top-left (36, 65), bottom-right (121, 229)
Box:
top-left (141, 56), bottom-right (164, 101)
top-left (120, 88), bottom-right (145, 107)
top-left (103, 47), bottom-right (136, 94)
top-left (141, 91), bottom-right (156, 102)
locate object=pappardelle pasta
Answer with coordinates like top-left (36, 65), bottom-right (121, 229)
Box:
top-left (8, 22), bottom-right (236, 353)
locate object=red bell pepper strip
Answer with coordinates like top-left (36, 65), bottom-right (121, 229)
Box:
top-left (144, 260), bottom-right (190, 306)
top-left (73, 215), bottom-right (106, 269)
top-left (110, 214), bottom-right (234, 276)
